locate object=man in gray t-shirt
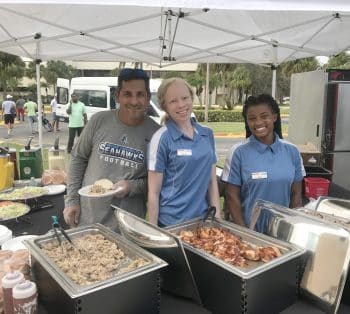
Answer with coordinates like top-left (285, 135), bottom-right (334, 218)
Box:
top-left (16, 97), bottom-right (25, 121)
top-left (63, 68), bottom-right (160, 230)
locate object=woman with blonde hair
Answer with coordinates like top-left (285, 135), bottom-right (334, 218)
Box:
top-left (147, 77), bottom-right (221, 227)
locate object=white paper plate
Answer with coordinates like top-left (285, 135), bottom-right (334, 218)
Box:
top-left (78, 185), bottom-right (123, 198)
top-left (45, 184), bottom-right (66, 196)
top-left (2, 235), bottom-right (38, 251)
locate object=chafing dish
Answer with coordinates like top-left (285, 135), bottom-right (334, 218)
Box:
top-left (24, 223), bottom-right (167, 314)
top-left (114, 206), bottom-right (201, 304)
top-left (167, 218), bottom-right (304, 314)
top-left (251, 199), bottom-right (350, 314)
top-left (316, 196), bottom-right (350, 220)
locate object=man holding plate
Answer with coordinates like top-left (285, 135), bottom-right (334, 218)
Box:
top-left (63, 69), bottom-right (159, 230)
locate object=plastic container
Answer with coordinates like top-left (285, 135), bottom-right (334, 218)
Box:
top-left (12, 280), bottom-right (38, 314)
top-left (1, 271), bottom-right (25, 314)
top-left (304, 177), bottom-right (331, 199)
top-left (0, 225), bottom-right (13, 246)
top-left (304, 166), bottom-right (333, 180)
top-left (0, 154), bottom-right (14, 191)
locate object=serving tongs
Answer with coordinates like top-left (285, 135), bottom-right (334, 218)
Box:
top-left (24, 136), bottom-right (34, 151)
top-left (52, 215), bottom-right (75, 249)
top-left (51, 216), bottom-right (91, 256)
top-left (197, 206), bottom-right (216, 232)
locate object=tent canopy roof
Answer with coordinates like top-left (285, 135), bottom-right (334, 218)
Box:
top-left (0, 1), bottom-right (350, 67)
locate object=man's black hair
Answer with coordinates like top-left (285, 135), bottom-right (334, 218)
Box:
top-left (117, 68), bottom-right (150, 96)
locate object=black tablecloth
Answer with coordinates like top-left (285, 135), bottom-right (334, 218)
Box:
top-left (1, 193), bottom-right (349, 314)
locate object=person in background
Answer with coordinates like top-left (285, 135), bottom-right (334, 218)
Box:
top-left (66, 93), bottom-right (87, 153)
top-left (15, 97), bottom-right (25, 122)
top-left (24, 98), bottom-right (38, 134)
top-left (63, 68), bottom-right (160, 231)
top-left (147, 78), bottom-right (221, 227)
top-left (221, 94), bottom-right (305, 232)
top-left (1, 94), bottom-right (16, 137)
top-left (50, 94), bottom-right (60, 132)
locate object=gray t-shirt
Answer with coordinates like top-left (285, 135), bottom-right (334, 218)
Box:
top-left (16, 98), bottom-right (25, 109)
top-left (65, 110), bottom-right (160, 230)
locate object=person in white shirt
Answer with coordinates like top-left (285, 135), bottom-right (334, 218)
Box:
top-left (1, 95), bottom-right (16, 137)
top-left (50, 95), bottom-right (60, 131)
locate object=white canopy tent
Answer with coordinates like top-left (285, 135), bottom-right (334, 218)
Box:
top-left (1, 1), bottom-right (350, 146)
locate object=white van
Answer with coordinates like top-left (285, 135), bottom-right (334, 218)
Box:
top-left (56, 77), bottom-right (165, 124)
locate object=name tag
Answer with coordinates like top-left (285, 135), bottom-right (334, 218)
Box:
top-left (251, 172), bottom-right (267, 180)
top-left (177, 149), bottom-right (192, 156)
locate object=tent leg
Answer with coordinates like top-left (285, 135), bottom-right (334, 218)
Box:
top-left (35, 36), bottom-right (43, 148)
top-left (204, 62), bottom-right (209, 122)
top-left (271, 66), bottom-right (277, 99)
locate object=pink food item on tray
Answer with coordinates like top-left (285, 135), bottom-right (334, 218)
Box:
top-left (41, 170), bottom-right (67, 186)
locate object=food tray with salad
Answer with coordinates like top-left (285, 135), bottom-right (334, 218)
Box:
top-left (0, 186), bottom-right (48, 201)
top-left (0, 201), bottom-right (31, 221)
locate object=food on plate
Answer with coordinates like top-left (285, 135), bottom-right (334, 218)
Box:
top-left (41, 170), bottom-right (67, 185)
top-left (40, 233), bottom-right (149, 285)
top-left (179, 227), bottom-right (282, 268)
top-left (90, 179), bottom-right (114, 194)
top-left (0, 201), bottom-right (30, 220)
top-left (0, 187), bottom-right (48, 201)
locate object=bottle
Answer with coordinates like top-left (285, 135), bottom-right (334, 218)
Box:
top-left (12, 280), bottom-right (38, 314)
top-left (307, 156), bottom-right (317, 165)
top-left (29, 177), bottom-right (37, 187)
top-left (1, 271), bottom-right (25, 314)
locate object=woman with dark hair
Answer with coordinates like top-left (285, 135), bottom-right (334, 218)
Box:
top-left (221, 94), bottom-right (305, 231)
top-left (243, 94), bottom-right (283, 139)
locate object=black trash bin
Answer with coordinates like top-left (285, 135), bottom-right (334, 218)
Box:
top-left (304, 165), bottom-right (332, 180)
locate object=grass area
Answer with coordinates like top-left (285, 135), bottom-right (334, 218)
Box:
top-left (203, 121), bottom-right (288, 136)
top-left (280, 106), bottom-right (290, 115)
top-left (202, 122), bottom-right (245, 134)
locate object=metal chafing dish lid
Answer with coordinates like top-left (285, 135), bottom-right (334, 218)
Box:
top-left (113, 206), bottom-right (202, 304)
top-left (251, 199), bottom-right (350, 314)
top-left (316, 196), bottom-right (350, 220)
top-left (114, 206), bottom-right (177, 248)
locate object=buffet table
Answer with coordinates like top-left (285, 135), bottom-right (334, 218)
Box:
top-left (1, 192), bottom-right (349, 314)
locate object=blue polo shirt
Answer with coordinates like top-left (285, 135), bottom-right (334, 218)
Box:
top-left (148, 119), bottom-right (217, 226)
top-left (221, 134), bottom-right (305, 229)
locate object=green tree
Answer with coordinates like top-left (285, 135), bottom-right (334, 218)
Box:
top-left (325, 52), bottom-right (350, 69)
top-left (42, 60), bottom-right (78, 91)
top-left (187, 64), bottom-right (222, 108)
top-left (187, 72), bottom-right (205, 107)
top-left (229, 65), bottom-right (251, 105)
top-left (0, 52), bottom-right (25, 96)
top-left (25, 61), bottom-right (44, 79)
top-left (246, 64), bottom-right (272, 96)
top-left (280, 57), bottom-right (319, 78)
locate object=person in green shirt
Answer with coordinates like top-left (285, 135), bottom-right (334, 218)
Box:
top-left (66, 93), bottom-right (87, 153)
top-left (24, 98), bottom-right (38, 134)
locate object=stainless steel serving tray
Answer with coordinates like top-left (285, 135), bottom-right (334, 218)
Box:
top-left (24, 223), bottom-right (167, 298)
top-left (114, 206), bottom-right (202, 304)
top-left (251, 199), bottom-right (350, 314)
top-left (167, 218), bottom-right (304, 314)
top-left (168, 218), bottom-right (303, 279)
top-left (297, 207), bottom-right (350, 231)
top-left (316, 197), bottom-right (350, 220)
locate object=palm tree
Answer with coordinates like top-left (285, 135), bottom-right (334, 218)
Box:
top-left (0, 52), bottom-right (25, 97)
